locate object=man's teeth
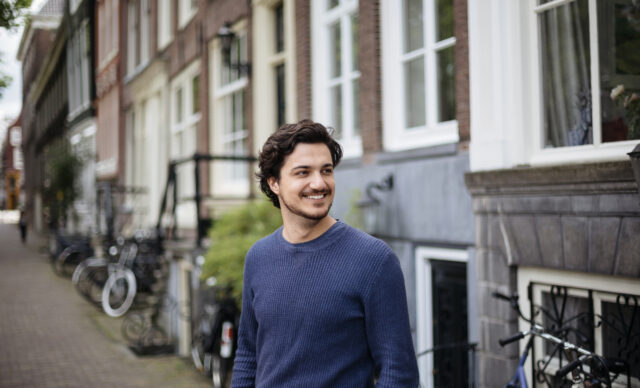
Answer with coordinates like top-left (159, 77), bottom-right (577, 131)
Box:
top-left (306, 195), bottom-right (325, 199)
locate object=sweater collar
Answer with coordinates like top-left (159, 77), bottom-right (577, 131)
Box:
top-left (276, 220), bottom-right (346, 252)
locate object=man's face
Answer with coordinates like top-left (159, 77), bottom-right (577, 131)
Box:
top-left (268, 142), bottom-right (335, 222)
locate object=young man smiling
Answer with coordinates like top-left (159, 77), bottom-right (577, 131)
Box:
top-left (231, 120), bottom-right (419, 387)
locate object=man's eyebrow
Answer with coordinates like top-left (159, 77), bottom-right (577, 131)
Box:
top-left (290, 163), bottom-right (334, 171)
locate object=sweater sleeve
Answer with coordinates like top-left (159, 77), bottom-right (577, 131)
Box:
top-left (364, 251), bottom-right (420, 388)
top-left (230, 254), bottom-right (258, 388)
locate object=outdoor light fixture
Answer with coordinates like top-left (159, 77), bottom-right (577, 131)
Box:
top-left (357, 174), bottom-right (394, 233)
top-left (217, 22), bottom-right (251, 75)
top-left (628, 143), bottom-right (640, 201)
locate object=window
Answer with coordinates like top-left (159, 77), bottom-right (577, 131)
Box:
top-left (518, 267), bottom-right (640, 386)
top-left (382, 0), bottom-right (458, 152)
top-left (140, 0), bottom-right (150, 65)
top-left (170, 60), bottom-right (201, 225)
top-left (179, 0), bottom-right (197, 29)
top-left (312, 0), bottom-right (361, 158)
top-left (127, 0), bottom-right (138, 74)
top-left (211, 28), bottom-right (250, 196)
top-left (67, 22), bottom-right (91, 119)
top-left (158, 0), bottom-right (173, 49)
top-left (531, 0), bottom-right (640, 163)
top-left (275, 2), bottom-right (286, 127)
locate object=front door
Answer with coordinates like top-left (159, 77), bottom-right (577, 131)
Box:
top-left (431, 259), bottom-right (468, 388)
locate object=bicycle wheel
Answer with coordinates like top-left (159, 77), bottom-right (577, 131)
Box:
top-left (212, 320), bottom-right (234, 388)
top-left (211, 352), bottom-right (233, 388)
top-left (102, 269), bottom-right (137, 317)
top-left (191, 329), bottom-right (210, 373)
top-left (122, 312), bottom-right (150, 343)
top-left (55, 249), bottom-right (85, 277)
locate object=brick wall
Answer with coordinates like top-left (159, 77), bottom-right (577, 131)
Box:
top-left (295, 0), bottom-right (312, 120)
top-left (454, 0), bottom-right (470, 148)
top-left (359, 0), bottom-right (382, 162)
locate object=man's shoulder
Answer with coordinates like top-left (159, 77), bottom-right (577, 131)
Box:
top-left (340, 222), bottom-right (391, 248)
top-left (246, 227), bottom-right (282, 257)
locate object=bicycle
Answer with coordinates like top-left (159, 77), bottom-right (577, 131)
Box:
top-left (72, 236), bottom-right (127, 306)
top-left (493, 291), bottom-right (630, 388)
top-left (191, 276), bottom-right (239, 388)
top-left (101, 231), bottom-right (165, 317)
top-left (52, 235), bottom-right (94, 277)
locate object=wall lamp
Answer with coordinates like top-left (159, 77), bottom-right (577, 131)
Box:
top-left (628, 143), bottom-right (640, 202)
top-left (357, 174), bottom-right (394, 233)
top-left (217, 22), bottom-right (251, 76)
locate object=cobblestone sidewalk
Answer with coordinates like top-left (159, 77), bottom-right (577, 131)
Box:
top-left (0, 221), bottom-right (212, 388)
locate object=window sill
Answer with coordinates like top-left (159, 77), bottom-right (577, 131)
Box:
top-left (529, 140), bottom-right (639, 167)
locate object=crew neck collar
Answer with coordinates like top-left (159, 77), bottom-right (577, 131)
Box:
top-left (276, 220), bottom-right (345, 251)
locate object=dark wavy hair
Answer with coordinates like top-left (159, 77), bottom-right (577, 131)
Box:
top-left (257, 119), bottom-right (343, 208)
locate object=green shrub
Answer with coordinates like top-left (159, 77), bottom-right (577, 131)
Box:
top-left (201, 200), bottom-right (282, 301)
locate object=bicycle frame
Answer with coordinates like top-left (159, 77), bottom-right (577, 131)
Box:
top-left (506, 336), bottom-right (533, 388)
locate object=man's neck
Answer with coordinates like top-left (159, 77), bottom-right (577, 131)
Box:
top-left (281, 215), bottom-right (337, 244)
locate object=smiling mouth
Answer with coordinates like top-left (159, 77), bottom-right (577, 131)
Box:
top-left (302, 192), bottom-right (330, 200)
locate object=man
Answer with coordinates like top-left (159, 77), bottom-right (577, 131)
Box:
top-left (231, 120), bottom-right (419, 387)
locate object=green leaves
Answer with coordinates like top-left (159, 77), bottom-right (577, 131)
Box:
top-left (201, 200), bottom-right (282, 301)
top-left (0, 0), bottom-right (32, 30)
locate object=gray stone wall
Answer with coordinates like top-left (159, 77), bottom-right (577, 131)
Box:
top-left (331, 149), bottom-right (476, 351)
top-left (465, 160), bottom-right (640, 388)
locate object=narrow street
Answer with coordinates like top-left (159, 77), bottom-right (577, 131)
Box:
top-left (0, 212), bottom-right (212, 388)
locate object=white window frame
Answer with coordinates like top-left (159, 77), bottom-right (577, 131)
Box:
top-left (170, 60), bottom-right (201, 228)
top-left (528, 0), bottom-right (639, 166)
top-left (178, 0), bottom-right (197, 29)
top-left (139, 0), bottom-right (150, 65)
top-left (312, 0), bottom-right (362, 159)
top-left (127, 0), bottom-right (137, 75)
top-left (518, 267), bottom-right (640, 387)
top-left (210, 25), bottom-right (251, 197)
top-left (158, 0), bottom-right (173, 50)
top-left (381, 0), bottom-right (459, 152)
top-left (415, 247), bottom-right (469, 388)
top-left (252, 0), bottom-right (297, 154)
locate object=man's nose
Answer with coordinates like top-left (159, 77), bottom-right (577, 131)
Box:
top-left (309, 171), bottom-right (328, 190)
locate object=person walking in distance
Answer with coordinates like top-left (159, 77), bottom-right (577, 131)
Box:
top-left (231, 120), bottom-right (419, 387)
top-left (19, 210), bottom-right (27, 244)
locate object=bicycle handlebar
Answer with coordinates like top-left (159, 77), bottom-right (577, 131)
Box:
top-left (555, 356), bottom-right (586, 378)
top-left (499, 331), bottom-right (526, 347)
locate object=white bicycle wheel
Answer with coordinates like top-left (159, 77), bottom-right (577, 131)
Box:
top-left (102, 269), bottom-right (137, 317)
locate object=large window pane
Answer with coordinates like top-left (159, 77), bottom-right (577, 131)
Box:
top-left (405, 56), bottom-right (426, 128)
top-left (436, 0), bottom-right (454, 41)
top-left (404, 0), bottom-right (424, 53)
top-left (275, 2), bottom-right (284, 53)
top-left (192, 75), bottom-right (200, 114)
top-left (437, 46), bottom-right (456, 122)
top-left (330, 85), bottom-right (343, 138)
top-left (539, 0), bottom-right (592, 148)
top-left (600, 1), bottom-right (640, 143)
top-left (329, 22), bottom-right (342, 78)
top-left (602, 301), bottom-right (640, 379)
top-left (276, 64), bottom-right (286, 127)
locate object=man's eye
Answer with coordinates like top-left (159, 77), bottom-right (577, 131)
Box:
top-left (322, 169), bottom-right (333, 174)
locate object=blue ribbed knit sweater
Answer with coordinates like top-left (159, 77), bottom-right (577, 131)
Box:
top-left (231, 221), bottom-right (419, 388)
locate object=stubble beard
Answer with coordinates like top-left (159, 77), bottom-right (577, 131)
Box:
top-left (280, 192), bottom-right (333, 221)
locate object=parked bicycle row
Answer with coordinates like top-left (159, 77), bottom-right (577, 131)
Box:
top-left (48, 230), bottom-right (239, 388)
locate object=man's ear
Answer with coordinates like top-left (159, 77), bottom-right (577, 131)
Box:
top-left (267, 176), bottom-right (279, 195)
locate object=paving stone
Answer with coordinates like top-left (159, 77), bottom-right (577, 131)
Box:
top-left (0, 222), bottom-right (212, 388)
